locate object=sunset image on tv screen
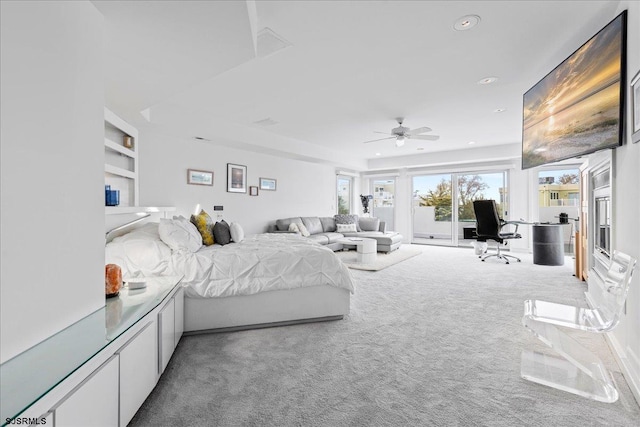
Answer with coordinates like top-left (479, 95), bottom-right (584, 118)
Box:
top-left (522, 13), bottom-right (624, 169)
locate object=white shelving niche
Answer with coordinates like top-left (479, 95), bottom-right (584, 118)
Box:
top-left (104, 107), bottom-right (139, 208)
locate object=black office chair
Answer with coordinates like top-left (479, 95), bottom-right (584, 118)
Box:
top-left (473, 200), bottom-right (522, 264)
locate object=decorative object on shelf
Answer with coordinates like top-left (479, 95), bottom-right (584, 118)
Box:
top-left (632, 70), bottom-right (640, 143)
top-left (105, 185), bottom-right (120, 206)
top-left (249, 186), bottom-right (258, 196)
top-left (105, 264), bottom-right (122, 298)
top-left (227, 163), bottom-right (247, 193)
top-left (123, 135), bottom-right (133, 149)
top-left (187, 169), bottom-right (213, 186)
top-left (259, 177), bottom-right (277, 191)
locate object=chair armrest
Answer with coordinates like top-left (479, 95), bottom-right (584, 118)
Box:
top-left (378, 221), bottom-right (387, 233)
top-left (501, 220), bottom-right (519, 234)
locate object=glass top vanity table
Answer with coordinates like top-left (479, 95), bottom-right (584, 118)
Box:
top-left (0, 275), bottom-right (183, 425)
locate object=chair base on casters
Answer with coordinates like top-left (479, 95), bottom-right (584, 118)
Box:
top-left (479, 242), bottom-right (521, 264)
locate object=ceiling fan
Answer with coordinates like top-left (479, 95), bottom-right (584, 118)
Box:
top-left (363, 118), bottom-right (440, 147)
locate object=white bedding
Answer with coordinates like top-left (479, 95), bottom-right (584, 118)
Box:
top-left (106, 226), bottom-right (354, 299)
top-left (170, 233), bottom-right (355, 298)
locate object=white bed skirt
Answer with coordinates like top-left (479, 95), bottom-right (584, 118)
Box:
top-left (184, 285), bottom-right (351, 333)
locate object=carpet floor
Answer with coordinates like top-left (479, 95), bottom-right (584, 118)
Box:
top-left (130, 245), bottom-right (639, 426)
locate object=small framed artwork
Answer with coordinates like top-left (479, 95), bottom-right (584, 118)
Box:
top-left (187, 169), bottom-right (213, 186)
top-left (259, 177), bottom-right (277, 191)
top-left (249, 186), bottom-right (259, 196)
top-left (632, 70), bottom-right (640, 143)
top-left (227, 163), bottom-right (247, 193)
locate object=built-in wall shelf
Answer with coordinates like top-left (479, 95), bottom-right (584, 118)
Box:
top-left (104, 107), bottom-right (139, 207)
top-left (105, 206), bottom-right (176, 215)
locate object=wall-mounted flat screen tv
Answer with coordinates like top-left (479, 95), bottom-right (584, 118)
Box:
top-left (522, 11), bottom-right (627, 170)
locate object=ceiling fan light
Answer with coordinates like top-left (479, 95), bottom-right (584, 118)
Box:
top-left (395, 136), bottom-right (405, 147)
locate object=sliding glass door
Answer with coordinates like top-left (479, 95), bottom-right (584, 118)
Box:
top-left (371, 178), bottom-right (395, 230)
top-left (413, 171), bottom-right (507, 246)
top-left (413, 174), bottom-right (454, 246)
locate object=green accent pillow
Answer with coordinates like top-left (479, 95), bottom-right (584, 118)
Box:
top-left (190, 209), bottom-right (215, 246)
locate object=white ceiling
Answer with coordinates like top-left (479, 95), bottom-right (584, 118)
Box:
top-left (93, 0), bottom-right (622, 170)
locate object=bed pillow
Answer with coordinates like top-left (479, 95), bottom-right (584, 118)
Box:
top-left (190, 209), bottom-right (215, 246)
top-left (230, 222), bottom-right (244, 243)
top-left (159, 217), bottom-right (202, 252)
top-left (336, 223), bottom-right (357, 233)
top-left (106, 227), bottom-right (171, 277)
top-left (359, 217), bottom-right (380, 232)
top-left (334, 214), bottom-right (362, 232)
top-left (213, 220), bottom-right (232, 245)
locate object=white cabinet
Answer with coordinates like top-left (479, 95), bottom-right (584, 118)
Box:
top-left (159, 298), bottom-right (175, 373)
top-left (54, 355), bottom-right (119, 427)
top-left (118, 321), bottom-right (158, 427)
top-left (104, 107), bottom-right (139, 207)
top-left (158, 286), bottom-right (185, 373)
top-left (174, 287), bottom-right (184, 348)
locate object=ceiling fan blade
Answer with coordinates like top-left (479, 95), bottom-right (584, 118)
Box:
top-left (362, 136), bottom-right (396, 144)
top-left (410, 135), bottom-right (440, 141)
top-left (373, 131), bottom-right (393, 135)
top-left (406, 126), bottom-right (432, 135)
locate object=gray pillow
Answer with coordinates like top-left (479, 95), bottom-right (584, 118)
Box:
top-left (334, 214), bottom-right (362, 232)
top-left (276, 217), bottom-right (303, 231)
top-left (320, 217), bottom-right (337, 232)
top-left (359, 217), bottom-right (380, 232)
top-left (213, 220), bottom-right (232, 245)
top-left (301, 217), bottom-right (323, 235)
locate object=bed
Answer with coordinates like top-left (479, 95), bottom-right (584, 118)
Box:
top-left (105, 221), bottom-right (354, 334)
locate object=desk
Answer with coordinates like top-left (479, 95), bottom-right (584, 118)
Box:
top-left (532, 224), bottom-right (564, 266)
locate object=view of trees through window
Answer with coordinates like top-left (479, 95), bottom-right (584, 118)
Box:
top-left (416, 173), bottom-right (505, 222)
top-left (337, 177), bottom-right (351, 214)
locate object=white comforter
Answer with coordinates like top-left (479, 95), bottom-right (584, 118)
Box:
top-left (168, 233), bottom-right (355, 298)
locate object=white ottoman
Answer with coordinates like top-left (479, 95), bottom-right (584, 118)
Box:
top-left (337, 237), bottom-right (377, 264)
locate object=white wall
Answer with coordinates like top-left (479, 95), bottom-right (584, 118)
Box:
top-left (608, 0), bottom-right (640, 401)
top-left (0, 2), bottom-right (105, 363)
top-left (138, 128), bottom-right (337, 235)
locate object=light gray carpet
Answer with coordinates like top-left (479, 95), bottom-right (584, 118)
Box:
top-left (130, 245), bottom-right (639, 426)
top-left (335, 246), bottom-right (422, 270)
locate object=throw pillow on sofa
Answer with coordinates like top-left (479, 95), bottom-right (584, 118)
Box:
top-left (336, 223), bottom-right (357, 233)
top-left (334, 214), bottom-right (362, 232)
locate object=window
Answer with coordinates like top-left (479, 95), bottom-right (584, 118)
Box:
top-left (337, 176), bottom-right (352, 214)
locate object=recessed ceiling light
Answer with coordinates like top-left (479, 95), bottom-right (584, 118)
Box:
top-left (494, 108), bottom-right (506, 113)
top-left (454, 15), bottom-right (481, 31)
top-left (375, 152), bottom-right (381, 156)
top-left (417, 147), bottom-right (425, 151)
top-left (477, 76), bottom-right (498, 85)
top-left (468, 141), bottom-right (476, 145)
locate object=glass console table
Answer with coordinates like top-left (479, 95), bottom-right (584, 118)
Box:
top-left (0, 276), bottom-right (182, 425)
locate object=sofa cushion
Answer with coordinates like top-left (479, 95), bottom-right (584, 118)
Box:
top-left (276, 217), bottom-right (303, 231)
top-left (334, 214), bottom-right (362, 232)
top-left (307, 234), bottom-right (329, 245)
top-left (359, 217), bottom-right (380, 232)
top-left (301, 217), bottom-right (323, 235)
top-left (317, 232), bottom-right (344, 244)
top-left (320, 217), bottom-right (337, 232)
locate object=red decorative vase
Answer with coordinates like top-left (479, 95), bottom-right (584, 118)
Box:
top-left (105, 264), bottom-right (122, 298)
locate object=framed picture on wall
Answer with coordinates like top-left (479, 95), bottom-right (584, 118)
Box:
top-left (259, 177), bottom-right (277, 191)
top-left (187, 169), bottom-right (213, 186)
top-left (632, 70), bottom-right (640, 143)
top-left (227, 163), bottom-right (247, 193)
top-left (249, 186), bottom-right (259, 196)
